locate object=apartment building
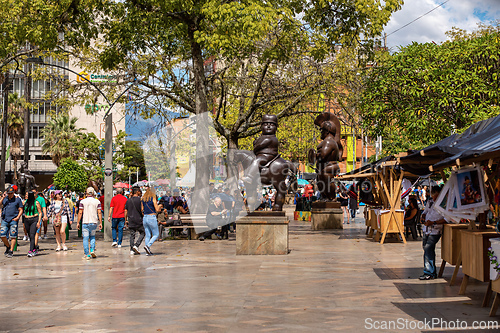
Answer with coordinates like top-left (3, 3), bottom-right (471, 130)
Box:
top-left (0, 56), bottom-right (126, 189)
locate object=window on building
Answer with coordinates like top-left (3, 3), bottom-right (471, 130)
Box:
top-left (29, 125), bottom-right (44, 147)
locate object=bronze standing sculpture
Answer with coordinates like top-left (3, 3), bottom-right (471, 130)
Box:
top-left (308, 112), bottom-right (343, 201)
top-left (17, 162), bottom-right (38, 195)
top-left (235, 114), bottom-right (297, 211)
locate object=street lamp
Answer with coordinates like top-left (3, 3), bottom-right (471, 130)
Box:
top-left (26, 57), bottom-right (137, 241)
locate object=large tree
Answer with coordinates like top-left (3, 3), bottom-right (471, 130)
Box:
top-left (76, 0), bottom-right (402, 211)
top-left (3, 93), bottom-right (25, 182)
top-left (360, 23), bottom-right (500, 156)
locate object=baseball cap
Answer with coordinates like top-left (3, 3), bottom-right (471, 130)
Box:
top-left (12, 185), bottom-right (18, 191)
top-left (86, 187), bottom-right (95, 195)
top-left (53, 190), bottom-right (62, 195)
top-left (6, 187), bottom-right (14, 194)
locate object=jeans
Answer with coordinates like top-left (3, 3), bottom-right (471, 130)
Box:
top-left (111, 217), bottom-right (125, 245)
top-left (143, 214), bottom-right (159, 248)
top-left (82, 223), bottom-right (97, 256)
top-left (0, 219), bottom-right (18, 239)
top-left (23, 216), bottom-right (39, 252)
top-left (423, 233), bottom-right (441, 277)
top-left (129, 224), bottom-right (145, 249)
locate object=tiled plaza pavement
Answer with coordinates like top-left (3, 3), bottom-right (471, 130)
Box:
top-left (1, 206), bottom-right (499, 332)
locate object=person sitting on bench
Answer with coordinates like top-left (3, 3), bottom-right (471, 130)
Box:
top-left (199, 197), bottom-right (228, 241)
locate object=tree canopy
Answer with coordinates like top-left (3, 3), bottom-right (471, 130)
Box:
top-left (53, 158), bottom-right (88, 193)
top-left (360, 23), bottom-right (500, 156)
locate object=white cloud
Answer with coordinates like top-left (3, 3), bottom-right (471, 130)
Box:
top-left (384, 0), bottom-right (500, 51)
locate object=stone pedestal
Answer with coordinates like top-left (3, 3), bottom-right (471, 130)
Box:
top-left (236, 211), bottom-right (289, 255)
top-left (311, 201), bottom-right (343, 230)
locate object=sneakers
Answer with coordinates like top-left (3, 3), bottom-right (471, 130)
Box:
top-left (6, 251), bottom-right (13, 258)
top-left (42, 234), bottom-right (48, 240)
top-left (112, 242), bottom-right (118, 247)
top-left (62, 245), bottom-right (68, 251)
top-left (4, 246), bottom-right (9, 255)
top-left (23, 236), bottom-right (27, 241)
top-left (55, 247), bottom-right (61, 252)
top-left (83, 255), bottom-right (91, 260)
top-left (130, 250), bottom-right (135, 255)
top-left (144, 246), bottom-right (153, 255)
top-left (419, 274), bottom-right (435, 280)
top-left (90, 251), bottom-right (97, 258)
top-left (132, 246), bottom-right (140, 255)
top-left (199, 236), bottom-right (205, 241)
top-left (27, 250), bottom-right (36, 258)
top-left (117, 244), bottom-right (122, 248)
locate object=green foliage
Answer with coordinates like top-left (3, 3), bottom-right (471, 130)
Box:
top-left (360, 23), bottom-right (500, 156)
top-left (4, 93), bottom-right (26, 158)
top-left (0, 0), bottom-right (101, 73)
top-left (53, 158), bottom-right (88, 192)
top-left (116, 140), bottom-right (146, 182)
top-left (40, 115), bottom-right (84, 166)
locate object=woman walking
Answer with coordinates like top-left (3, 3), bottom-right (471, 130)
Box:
top-left (338, 188), bottom-right (350, 224)
top-left (47, 190), bottom-right (72, 251)
top-left (23, 192), bottom-right (42, 257)
top-left (141, 187), bottom-right (160, 255)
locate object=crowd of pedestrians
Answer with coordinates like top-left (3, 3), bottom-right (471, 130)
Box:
top-left (0, 182), bottom-right (249, 259)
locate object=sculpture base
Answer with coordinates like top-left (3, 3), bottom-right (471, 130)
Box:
top-left (311, 201), bottom-right (341, 209)
top-left (311, 204), bottom-right (343, 230)
top-left (236, 212), bottom-right (289, 255)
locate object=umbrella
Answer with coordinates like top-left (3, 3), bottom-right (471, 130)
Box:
top-left (113, 182), bottom-right (130, 189)
top-left (156, 179), bottom-right (170, 186)
top-left (133, 180), bottom-right (148, 187)
top-left (297, 178), bottom-right (309, 186)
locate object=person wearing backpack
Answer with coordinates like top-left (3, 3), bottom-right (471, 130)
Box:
top-left (125, 187), bottom-right (145, 255)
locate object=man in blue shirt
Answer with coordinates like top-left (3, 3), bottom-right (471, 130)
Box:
top-left (0, 187), bottom-right (24, 258)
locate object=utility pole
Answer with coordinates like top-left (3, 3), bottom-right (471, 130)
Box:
top-left (1, 74), bottom-right (10, 190)
top-left (103, 114), bottom-right (113, 240)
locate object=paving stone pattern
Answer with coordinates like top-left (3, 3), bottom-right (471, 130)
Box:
top-left (0, 206), bottom-right (498, 332)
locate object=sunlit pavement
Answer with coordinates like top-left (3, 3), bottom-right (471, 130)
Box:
top-left (0, 206), bottom-right (498, 332)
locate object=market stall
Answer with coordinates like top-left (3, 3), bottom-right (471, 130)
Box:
top-left (338, 156), bottom-right (419, 244)
top-left (399, 114), bottom-right (500, 315)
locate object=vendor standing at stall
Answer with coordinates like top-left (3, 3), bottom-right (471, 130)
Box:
top-left (419, 185), bottom-right (447, 280)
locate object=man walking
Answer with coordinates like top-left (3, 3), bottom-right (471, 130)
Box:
top-left (33, 189), bottom-right (48, 251)
top-left (125, 187), bottom-right (144, 255)
top-left (0, 187), bottom-right (23, 258)
top-left (77, 187), bottom-right (102, 260)
top-left (108, 187), bottom-right (127, 247)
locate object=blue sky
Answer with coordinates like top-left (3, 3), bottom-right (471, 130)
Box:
top-left (384, 0), bottom-right (500, 51)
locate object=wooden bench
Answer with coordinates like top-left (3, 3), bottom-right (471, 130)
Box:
top-left (159, 214), bottom-right (210, 240)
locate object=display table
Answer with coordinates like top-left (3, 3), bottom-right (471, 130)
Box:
top-left (489, 237), bottom-right (500, 316)
top-left (374, 210), bottom-right (405, 244)
top-left (459, 230), bottom-right (499, 295)
top-left (236, 211), bottom-right (289, 255)
top-left (439, 224), bottom-right (469, 282)
top-left (365, 207), bottom-right (380, 238)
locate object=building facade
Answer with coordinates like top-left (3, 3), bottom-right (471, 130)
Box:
top-left (0, 56), bottom-right (126, 190)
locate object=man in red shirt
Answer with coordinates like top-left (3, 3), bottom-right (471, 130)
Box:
top-left (107, 187), bottom-right (128, 247)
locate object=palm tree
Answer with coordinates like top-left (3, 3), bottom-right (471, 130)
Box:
top-left (4, 93), bottom-right (25, 182)
top-left (40, 115), bottom-right (84, 166)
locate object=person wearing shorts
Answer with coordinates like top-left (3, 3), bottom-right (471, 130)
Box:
top-left (0, 187), bottom-right (23, 258)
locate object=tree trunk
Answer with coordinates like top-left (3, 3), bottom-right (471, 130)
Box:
top-left (189, 36), bottom-right (211, 215)
top-left (1, 74), bottom-right (9, 191)
top-left (225, 136), bottom-right (240, 193)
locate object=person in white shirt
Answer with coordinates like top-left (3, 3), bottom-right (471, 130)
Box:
top-left (77, 187), bottom-right (102, 260)
top-left (419, 186), bottom-right (447, 280)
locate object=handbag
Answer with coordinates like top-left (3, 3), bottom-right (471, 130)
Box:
top-left (53, 213), bottom-right (62, 227)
